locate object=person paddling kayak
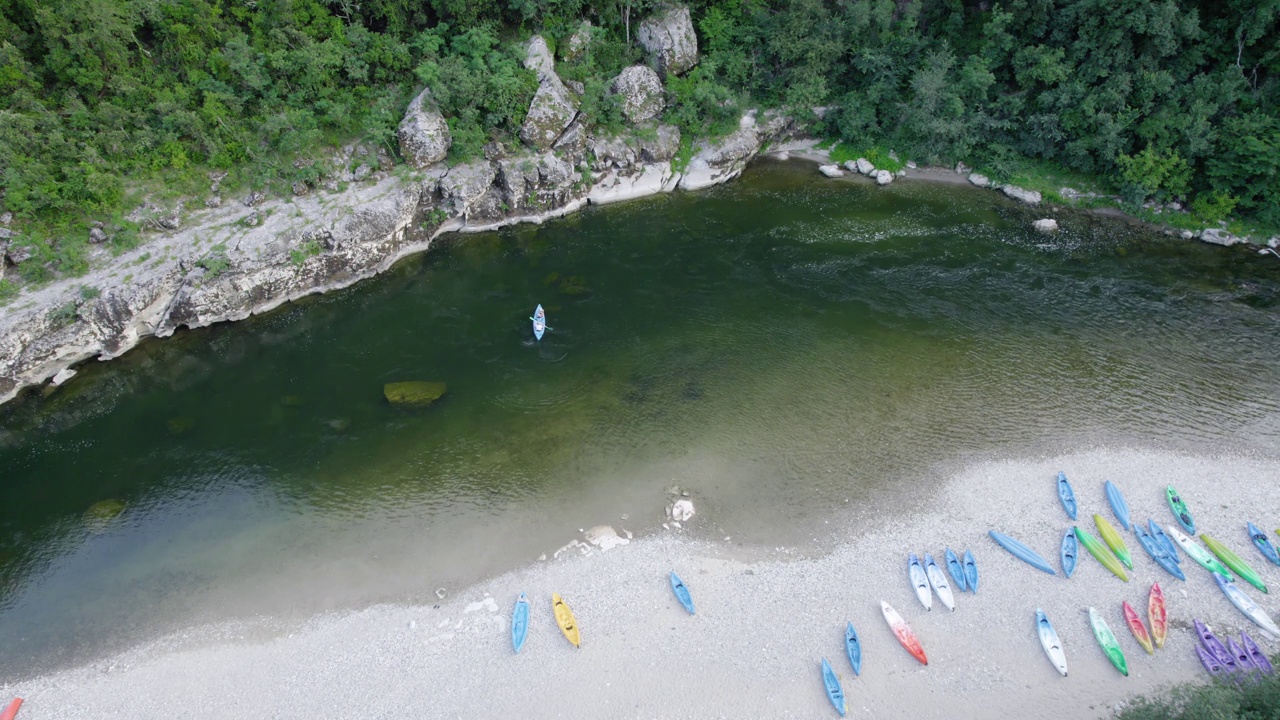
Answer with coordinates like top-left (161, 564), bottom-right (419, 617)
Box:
top-left (530, 304), bottom-right (552, 341)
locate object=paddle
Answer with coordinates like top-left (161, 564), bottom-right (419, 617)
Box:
top-left (528, 316), bottom-right (553, 331)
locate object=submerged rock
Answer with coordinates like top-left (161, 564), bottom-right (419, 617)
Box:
top-left (818, 164), bottom-right (844, 178)
top-left (384, 381), bottom-right (447, 406)
top-left (85, 499), bottom-right (126, 532)
top-left (1033, 219), bottom-right (1059, 233)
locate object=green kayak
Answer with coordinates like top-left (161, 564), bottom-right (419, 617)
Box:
top-left (1202, 533), bottom-right (1267, 593)
top-left (1169, 526), bottom-right (1234, 579)
top-left (1088, 606), bottom-right (1129, 676)
top-left (1094, 514), bottom-right (1134, 570)
top-left (1075, 526), bottom-right (1129, 581)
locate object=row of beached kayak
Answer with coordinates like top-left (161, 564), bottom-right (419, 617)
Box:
top-left (984, 473), bottom-right (1280, 687)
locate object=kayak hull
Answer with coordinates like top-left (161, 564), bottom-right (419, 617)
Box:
top-left (1228, 637), bottom-right (1255, 673)
top-left (821, 657), bottom-right (846, 717)
top-left (552, 593), bottom-right (581, 648)
top-left (1197, 644), bottom-right (1226, 677)
top-left (1166, 485), bottom-right (1195, 534)
top-left (963, 550), bottom-right (979, 593)
top-left (1105, 480), bottom-right (1131, 530)
top-left (670, 571), bottom-right (696, 615)
top-left (845, 622), bottom-right (862, 676)
top-left (924, 553), bottom-right (955, 612)
top-left (1247, 522), bottom-right (1280, 567)
top-left (1135, 525), bottom-right (1186, 581)
top-left (1148, 583), bottom-right (1168, 649)
top-left (531, 304), bottom-right (546, 341)
top-left (1094, 514), bottom-right (1134, 570)
top-left (1196, 619), bottom-right (1232, 668)
top-left (1242, 632), bottom-right (1274, 675)
top-left (0, 698), bottom-right (20, 720)
top-left (1171, 527), bottom-right (1234, 578)
top-left (881, 601), bottom-right (928, 665)
top-left (1036, 609), bottom-right (1068, 676)
top-left (512, 592), bottom-right (530, 653)
top-left (1088, 607), bottom-right (1129, 676)
top-left (909, 554), bottom-right (932, 611)
top-left (988, 530), bottom-right (1057, 575)
top-left (1061, 529), bottom-right (1078, 578)
top-left (1075, 526), bottom-right (1129, 581)
top-left (1057, 471), bottom-right (1077, 520)
top-left (1215, 573), bottom-right (1280, 637)
top-left (1122, 601), bottom-right (1154, 654)
top-left (1149, 520), bottom-right (1180, 563)
top-left (945, 547), bottom-right (967, 592)
top-left (1202, 533), bottom-right (1268, 593)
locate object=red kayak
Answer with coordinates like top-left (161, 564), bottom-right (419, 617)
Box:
top-left (1123, 601), bottom-right (1154, 654)
top-left (0, 697), bottom-right (22, 720)
top-left (881, 600), bottom-right (928, 665)
top-left (1149, 583), bottom-right (1167, 649)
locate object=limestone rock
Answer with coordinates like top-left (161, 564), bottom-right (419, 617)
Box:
top-left (1001, 185), bottom-right (1041, 205)
top-left (51, 367), bottom-right (77, 385)
top-left (842, 160), bottom-right (858, 172)
top-left (1199, 228), bottom-right (1240, 246)
top-left (955, 161), bottom-right (970, 174)
top-left (6, 243), bottom-right (31, 264)
top-left (497, 153), bottom-right (578, 212)
top-left (1033, 219), bottom-right (1059, 233)
top-left (636, 5), bottom-right (698, 78)
top-left (874, 169), bottom-right (893, 185)
top-left (819, 164), bottom-right (844, 178)
top-left (637, 124), bottom-right (681, 163)
top-left (520, 79), bottom-right (577, 150)
top-left (563, 21), bottom-right (593, 61)
top-left (89, 227), bottom-right (108, 244)
top-left (552, 119), bottom-right (589, 161)
top-left (611, 66), bottom-right (665, 123)
top-left (1268, 236), bottom-right (1279, 249)
top-left (855, 158), bottom-right (874, 175)
top-left (383, 381), bottom-right (447, 407)
top-left (440, 161), bottom-right (498, 218)
top-left (968, 173), bottom-right (991, 188)
top-left (397, 88), bottom-right (452, 168)
top-left (523, 36), bottom-right (556, 79)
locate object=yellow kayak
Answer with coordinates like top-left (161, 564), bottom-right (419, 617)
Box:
top-left (552, 593), bottom-right (581, 648)
top-left (1094, 514), bottom-right (1134, 569)
top-left (1075, 526), bottom-right (1129, 581)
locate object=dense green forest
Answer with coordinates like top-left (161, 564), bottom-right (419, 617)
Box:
top-left (0, 0), bottom-right (1277, 284)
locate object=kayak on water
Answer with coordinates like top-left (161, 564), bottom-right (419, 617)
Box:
top-left (1242, 632), bottom-right (1274, 675)
top-left (845, 622), bottom-right (861, 676)
top-left (1167, 485), bottom-right (1195, 534)
top-left (1248, 522), bottom-right (1280, 567)
top-left (1170, 527), bottom-right (1234, 579)
top-left (1075, 526), bottom-right (1129, 582)
top-left (1215, 573), bottom-right (1280, 637)
top-left (670, 571), bottom-right (696, 615)
top-left (1088, 607), bottom-right (1129, 676)
top-left (881, 601), bottom-right (928, 665)
top-left (1094, 514), bottom-right (1133, 570)
top-left (1061, 529), bottom-right (1078, 578)
top-left (1134, 524), bottom-right (1186, 581)
top-left (1105, 481), bottom-right (1131, 530)
top-left (909, 553), bottom-right (932, 611)
top-left (963, 550), bottom-right (979, 593)
top-left (1202, 533), bottom-right (1268, 593)
top-left (530, 304), bottom-right (551, 341)
top-left (1122, 601), bottom-right (1154, 654)
top-left (1057, 471), bottom-right (1077, 520)
top-left (988, 530), bottom-right (1057, 575)
top-left (1149, 520), bottom-right (1180, 563)
top-left (821, 657), bottom-right (846, 717)
top-left (945, 547), bottom-right (968, 592)
top-left (1035, 609), bottom-right (1068, 676)
top-left (924, 553), bottom-right (956, 612)
top-left (511, 592), bottom-right (530, 653)
top-left (1148, 583), bottom-right (1167, 649)
top-left (552, 593), bottom-right (581, 648)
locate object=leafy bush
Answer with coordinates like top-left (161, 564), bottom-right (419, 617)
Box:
top-left (197, 251), bottom-right (231, 278)
top-left (1116, 147), bottom-right (1192, 204)
top-left (1117, 664), bottom-right (1280, 720)
top-left (1192, 191), bottom-right (1238, 225)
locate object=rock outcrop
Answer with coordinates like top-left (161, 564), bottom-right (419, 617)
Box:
top-left (397, 88), bottom-right (452, 168)
top-left (636, 5), bottom-right (698, 78)
top-left (1199, 228), bottom-right (1240, 246)
top-left (819, 164), bottom-right (844, 178)
top-left (1001, 185), bottom-right (1041, 205)
top-left (519, 37), bottom-right (578, 150)
top-left (968, 173), bottom-right (991, 188)
top-left (611, 66), bottom-right (665, 123)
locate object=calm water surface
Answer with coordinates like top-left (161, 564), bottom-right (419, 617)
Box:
top-left (1, 160), bottom-right (1278, 675)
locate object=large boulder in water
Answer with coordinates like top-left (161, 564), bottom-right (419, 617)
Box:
top-left (384, 381), bottom-right (447, 406)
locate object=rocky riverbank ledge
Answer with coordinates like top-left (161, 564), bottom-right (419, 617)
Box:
top-left (0, 4), bottom-right (1274, 408)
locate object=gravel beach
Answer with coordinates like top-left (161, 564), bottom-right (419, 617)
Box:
top-left (8, 446), bottom-right (1280, 719)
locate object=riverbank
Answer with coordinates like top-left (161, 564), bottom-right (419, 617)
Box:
top-left (7, 446), bottom-right (1279, 718)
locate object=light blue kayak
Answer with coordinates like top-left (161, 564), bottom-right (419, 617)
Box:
top-left (1149, 519), bottom-right (1180, 563)
top-left (1248, 522), bottom-right (1280, 567)
top-left (1105, 480), bottom-right (1131, 530)
top-left (963, 549), bottom-right (979, 593)
top-left (1060, 529), bottom-right (1078, 578)
top-left (989, 530), bottom-right (1057, 575)
top-left (845, 622), bottom-right (861, 676)
top-left (670, 571), bottom-right (695, 615)
top-left (821, 657), bottom-right (846, 716)
top-left (1057, 472), bottom-right (1077, 520)
top-left (1135, 525), bottom-right (1187, 581)
top-left (511, 592), bottom-right (530, 653)
top-left (945, 547), bottom-right (967, 592)
top-left (531, 304), bottom-right (547, 341)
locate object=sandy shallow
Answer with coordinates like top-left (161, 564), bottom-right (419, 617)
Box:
top-left (7, 446), bottom-right (1280, 719)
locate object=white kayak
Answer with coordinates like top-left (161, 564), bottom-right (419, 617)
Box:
top-left (1216, 573), bottom-right (1280, 638)
top-left (924, 553), bottom-right (955, 612)
top-left (908, 553), bottom-right (932, 611)
top-left (1036, 609), bottom-right (1068, 676)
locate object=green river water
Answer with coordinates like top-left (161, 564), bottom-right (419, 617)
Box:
top-left (1, 160), bottom-right (1278, 677)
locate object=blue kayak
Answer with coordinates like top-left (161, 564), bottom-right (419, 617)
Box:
top-left (531, 304), bottom-right (547, 341)
top-left (1104, 480), bottom-right (1131, 530)
top-left (1060, 529), bottom-right (1078, 578)
top-left (945, 547), bottom-right (967, 592)
top-left (511, 592), bottom-right (530, 653)
top-left (1248, 522), bottom-right (1280, 567)
top-left (821, 657), bottom-right (846, 716)
top-left (963, 549), bottom-right (979, 593)
top-left (989, 530), bottom-right (1057, 575)
top-left (1135, 525), bottom-right (1187, 581)
top-left (1057, 472), bottom-right (1077, 520)
top-left (670, 571), bottom-right (695, 615)
top-left (1149, 519), bottom-right (1180, 563)
top-left (845, 622), bottom-right (861, 676)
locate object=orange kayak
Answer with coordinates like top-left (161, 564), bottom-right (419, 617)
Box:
top-left (1122, 601), bottom-right (1154, 654)
top-left (1148, 583), bottom-right (1167, 649)
top-left (881, 600), bottom-right (927, 665)
top-left (0, 697), bottom-right (21, 720)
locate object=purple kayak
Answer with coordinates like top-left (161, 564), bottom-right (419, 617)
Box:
top-left (1243, 632), bottom-right (1274, 675)
top-left (1195, 620), bottom-right (1236, 670)
top-left (1197, 644), bottom-right (1227, 678)
top-left (1228, 637), bottom-right (1255, 673)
